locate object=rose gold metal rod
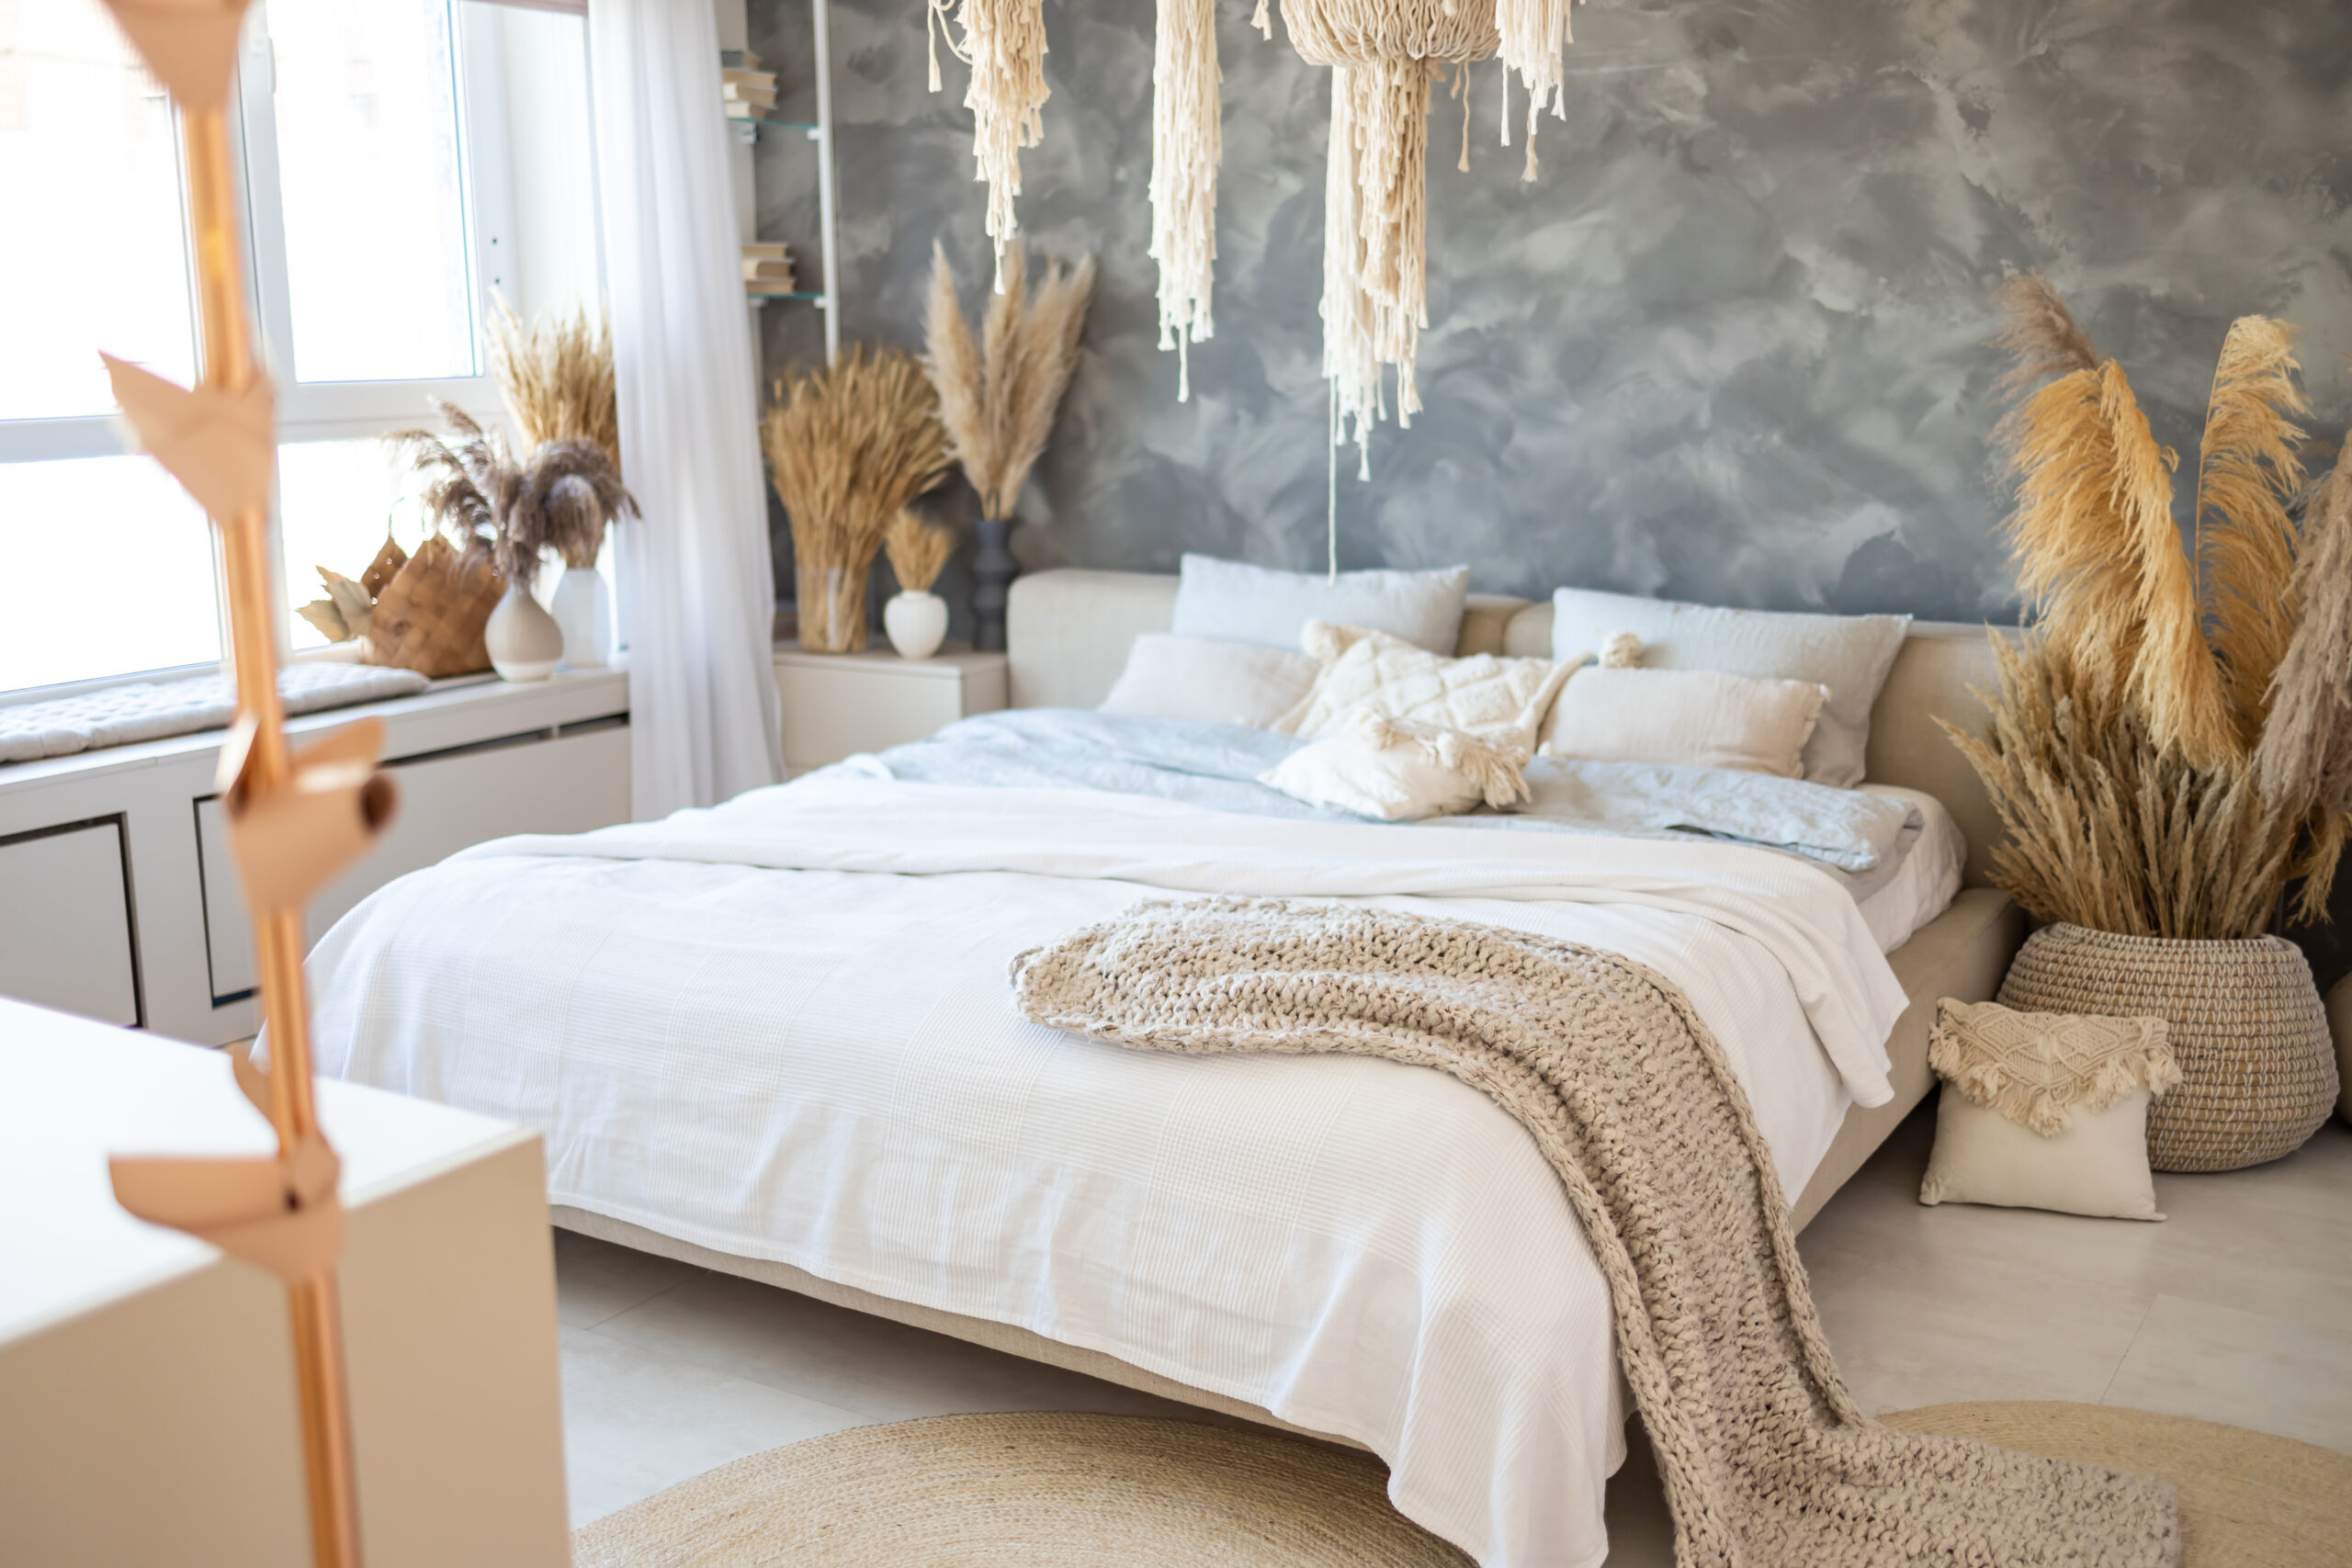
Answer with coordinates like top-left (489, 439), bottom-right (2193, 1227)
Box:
top-left (182, 101), bottom-right (363, 1568)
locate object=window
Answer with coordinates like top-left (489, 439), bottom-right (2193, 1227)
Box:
top-left (0, 0), bottom-right (601, 697)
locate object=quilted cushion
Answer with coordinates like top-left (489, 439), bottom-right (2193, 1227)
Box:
top-left (1274, 622), bottom-right (1577, 751)
top-left (0, 661), bottom-right (431, 764)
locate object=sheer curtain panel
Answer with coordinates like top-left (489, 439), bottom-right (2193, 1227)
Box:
top-left (590, 0), bottom-right (784, 817)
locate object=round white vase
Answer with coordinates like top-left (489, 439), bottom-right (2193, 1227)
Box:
top-left (486, 581), bottom-right (564, 682)
top-left (884, 591), bottom-right (949, 660)
top-left (549, 565), bottom-right (613, 669)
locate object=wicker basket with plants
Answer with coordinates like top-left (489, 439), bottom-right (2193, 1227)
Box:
top-left (1952, 275), bottom-right (2347, 1171)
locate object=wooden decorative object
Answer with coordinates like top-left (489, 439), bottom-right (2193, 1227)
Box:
top-left (95, 5), bottom-right (382, 1563)
top-left (366, 536), bottom-right (502, 679)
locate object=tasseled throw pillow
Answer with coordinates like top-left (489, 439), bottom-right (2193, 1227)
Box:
top-left (1261, 710), bottom-right (1532, 821)
top-left (1920, 998), bottom-right (2183, 1222)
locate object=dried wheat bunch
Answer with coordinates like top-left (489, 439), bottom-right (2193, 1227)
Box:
top-left (924, 241), bottom-right (1096, 522)
top-left (885, 511), bottom-right (956, 594)
top-left (487, 297), bottom-right (618, 473)
top-left (388, 401), bottom-right (636, 590)
top-left (763, 345), bottom-right (953, 588)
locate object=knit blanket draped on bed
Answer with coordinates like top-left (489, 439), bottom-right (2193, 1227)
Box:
top-left (1009, 897), bottom-right (2179, 1568)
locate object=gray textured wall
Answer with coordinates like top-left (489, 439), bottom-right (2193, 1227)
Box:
top-left (749, 0), bottom-right (2352, 624)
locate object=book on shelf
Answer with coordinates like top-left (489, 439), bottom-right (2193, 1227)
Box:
top-left (722, 83), bottom-right (776, 107)
top-left (723, 100), bottom-right (759, 119)
top-left (721, 67), bottom-right (777, 91)
top-left (744, 259), bottom-right (796, 282)
top-left (742, 242), bottom-right (790, 262)
top-left (718, 48), bottom-right (763, 71)
top-left (746, 282), bottom-right (806, 299)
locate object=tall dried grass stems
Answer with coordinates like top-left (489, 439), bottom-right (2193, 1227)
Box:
top-left (487, 298), bottom-right (618, 489)
top-left (763, 347), bottom-right (952, 649)
top-left (1953, 274), bottom-right (2347, 938)
top-left (1148, 0), bottom-right (1219, 401)
top-left (925, 0), bottom-right (1048, 287)
top-left (389, 400), bottom-right (636, 592)
top-left (885, 511), bottom-right (956, 594)
top-left (924, 241), bottom-right (1096, 522)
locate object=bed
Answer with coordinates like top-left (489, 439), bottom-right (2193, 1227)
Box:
top-left (304, 570), bottom-right (2025, 1568)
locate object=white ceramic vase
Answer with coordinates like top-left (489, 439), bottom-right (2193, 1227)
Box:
top-left (884, 591), bottom-right (948, 660)
top-left (549, 565), bottom-right (613, 669)
top-left (486, 581), bottom-right (564, 682)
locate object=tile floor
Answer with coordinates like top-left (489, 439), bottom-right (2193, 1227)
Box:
top-left (554, 1107), bottom-right (2352, 1561)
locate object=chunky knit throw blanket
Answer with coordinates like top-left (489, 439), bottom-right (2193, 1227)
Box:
top-left (1009, 897), bottom-right (2180, 1567)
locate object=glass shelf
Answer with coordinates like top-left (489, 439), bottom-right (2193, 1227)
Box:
top-left (729, 115), bottom-right (821, 135)
top-left (747, 291), bottom-right (827, 305)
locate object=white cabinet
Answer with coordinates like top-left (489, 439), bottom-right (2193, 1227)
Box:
top-left (0, 671), bottom-right (632, 1043)
top-left (196, 722), bottom-right (632, 1003)
top-left (0, 820), bottom-right (139, 1027)
top-left (775, 643), bottom-right (1008, 773)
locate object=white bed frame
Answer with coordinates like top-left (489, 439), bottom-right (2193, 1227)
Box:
top-left (560, 569), bottom-right (2027, 1447)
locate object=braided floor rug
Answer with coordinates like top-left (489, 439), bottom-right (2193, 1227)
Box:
top-left (1011, 897), bottom-right (2181, 1567)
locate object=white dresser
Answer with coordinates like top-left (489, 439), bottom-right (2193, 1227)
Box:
top-left (0, 999), bottom-right (570, 1567)
top-left (774, 642), bottom-right (1008, 773)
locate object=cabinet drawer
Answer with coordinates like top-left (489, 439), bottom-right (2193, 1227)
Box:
top-left (198, 724), bottom-right (631, 1002)
top-left (0, 819), bottom-right (139, 1027)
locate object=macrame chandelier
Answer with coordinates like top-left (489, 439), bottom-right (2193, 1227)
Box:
top-left (933, 0), bottom-right (1580, 445)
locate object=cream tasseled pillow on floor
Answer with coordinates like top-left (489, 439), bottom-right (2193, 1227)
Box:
top-left (1261, 711), bottom-right (1532, 821)
top-left (1920, 998), bottom-right (2184, 1222)
top-left (1274, 621), bottom-right (1577, 751)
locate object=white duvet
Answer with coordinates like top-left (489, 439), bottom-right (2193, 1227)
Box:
top-left (306, 778), bottom-right (1908, 1568)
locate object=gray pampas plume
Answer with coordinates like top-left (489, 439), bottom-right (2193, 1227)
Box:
top-left (924, 240), bottom-right (1096, 522)
top-left (2256, 447), bottom-right (2352, 823)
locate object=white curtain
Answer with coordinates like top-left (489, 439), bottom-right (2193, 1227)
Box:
top-left (590, 0), bottom-right (783, 819)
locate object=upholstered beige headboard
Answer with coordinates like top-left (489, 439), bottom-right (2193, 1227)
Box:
top-left (1005, 570), bottom-right (2008, 887)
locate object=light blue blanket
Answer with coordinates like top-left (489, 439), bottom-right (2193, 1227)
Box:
top-left (817, 709), bottom-right (1922, 894)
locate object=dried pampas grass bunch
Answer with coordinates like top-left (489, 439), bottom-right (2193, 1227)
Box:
top-left (762, 346), bottom-right (953, 651)
top-left (1947, 274), bottom-right (2347, 938)
top-left (885, 511), bottom-right (956, 594)
top-left (924, 240), bottom-right (1096, 522)
top-left (388, 400), bottom-right (636, 592)
top-left (487, 298), bottom-right (618, 476)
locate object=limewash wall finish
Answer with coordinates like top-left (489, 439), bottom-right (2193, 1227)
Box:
top-left (750, 0), bottom-right (2352, 622)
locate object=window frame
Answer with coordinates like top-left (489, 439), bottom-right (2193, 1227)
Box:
top-left (0, 0), bottom-right (526, 701)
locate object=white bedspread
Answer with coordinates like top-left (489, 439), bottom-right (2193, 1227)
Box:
top-left (305, 778), bottom-right (1907, 1568)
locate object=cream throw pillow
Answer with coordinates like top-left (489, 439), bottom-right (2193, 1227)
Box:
top-left (1261, 712), bottom-right (1532, 821)
top-left (1538, 667), bottom-right (1827, 778)
top-left (1918, 998), bottom-right (2184, 1222)
top-left (1275, 621), bottom-right (1577, 751)
top-left (1098, 634), bottom-right (1319, 729)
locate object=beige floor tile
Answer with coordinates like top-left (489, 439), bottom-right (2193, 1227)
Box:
top-left (553, 1229), bottom-right (698, 1330)
top-left (592, 1268), bottom-right (1225, 1426)
top-left (557, 1323), bottom-right (867, 1528)
top-left (2100, 1292), bottom-right (2352, 1455)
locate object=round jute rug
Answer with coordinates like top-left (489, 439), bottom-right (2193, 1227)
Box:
top-left (1884, 1402), bottom-right (2352, 1568)
top-left (570, 1411), bottom-right (1474, 1568)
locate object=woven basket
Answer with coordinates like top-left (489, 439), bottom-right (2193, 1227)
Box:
top-left (1996, 922), bottom-right (2337, 1172)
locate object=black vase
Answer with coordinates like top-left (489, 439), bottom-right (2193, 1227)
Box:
top-left (971, 514), bottom-right (1017, 653)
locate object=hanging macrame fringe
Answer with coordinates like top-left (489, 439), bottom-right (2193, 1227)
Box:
top-left (1495, 0), bottom-right (1578, 178)
top-left (1149, 0), bottom-right (1220, 402)
top-left (929, 0), bottom-right (1050, 290)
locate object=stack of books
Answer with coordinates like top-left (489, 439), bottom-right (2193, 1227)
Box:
top-left (743, 243), bottom-right (797, 299)
top-left (721, 51), bottom-right (778, 120)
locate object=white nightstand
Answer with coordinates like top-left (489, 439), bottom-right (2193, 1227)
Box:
top-left (774, 642), bottom-right (1009, 773)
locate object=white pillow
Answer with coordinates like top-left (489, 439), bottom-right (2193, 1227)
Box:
top-left (1277, 622), bottom-right (1577, 751)
top-left (1261, 713), bottom-right (1531, 821)
top-left (1172, 554), bottom-right (1471, 654)
top-left (1098, 634), bottom-right (1319, 729)
top-left (1538, 667), bottom-right (1827, 778)
top-left (1549, 588), bottom-right (1909, 788)
top-left (1920, 1090), bottom-right (2165, 1222)
top-left (1917, 998), bottom-right (2182, 1222)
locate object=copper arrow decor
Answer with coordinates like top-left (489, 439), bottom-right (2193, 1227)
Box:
top-left (95, 2), bottom-right (391, 1564)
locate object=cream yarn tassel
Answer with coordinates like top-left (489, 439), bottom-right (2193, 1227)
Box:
top-left (1494, 0), bottom-right (1577, 178)
top-left (1149, 0), bottom-right (1221, 402)
top-left (928, 0), bottom-right (1049, 289)
top-left (1287, 0), bottom-right (1495, 464)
